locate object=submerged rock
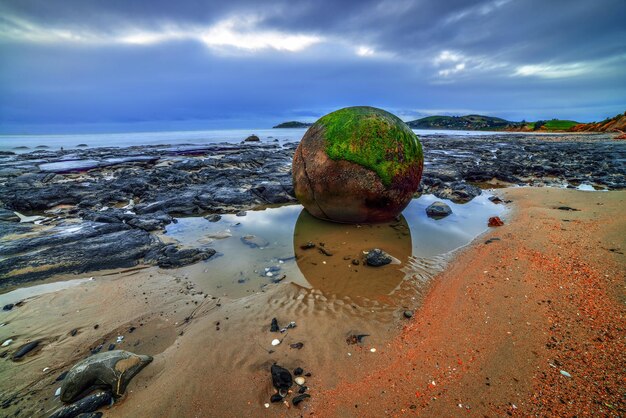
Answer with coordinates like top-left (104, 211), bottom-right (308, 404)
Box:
top-left (244, 135), bottom-right (260, 142)
top-left (60, 350), bottom-right (152, 403)
top-left (241, 235), bottom-right (269, 248)
top-left (144, 244), bottom-right (216, 268)
top-left (293, 106), bottom-right (423, 223)
top-left (425, 201), bottom-right (452, 218)
top-left (365, 248), bottom-right (392, 267)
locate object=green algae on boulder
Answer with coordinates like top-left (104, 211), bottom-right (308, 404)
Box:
top-left (293, 106), bottom-right (423, 223)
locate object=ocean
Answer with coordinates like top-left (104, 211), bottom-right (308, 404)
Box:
top-left (0, 127), bottom-right (530, 153)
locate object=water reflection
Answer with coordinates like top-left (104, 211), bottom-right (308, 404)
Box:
top-left (163, 194), bottom-right (506, 302)
top-left (293, 210), bottom-right (412, 299)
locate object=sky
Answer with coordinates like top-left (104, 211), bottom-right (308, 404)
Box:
top-left (1, 0), bottom-right (625, 133)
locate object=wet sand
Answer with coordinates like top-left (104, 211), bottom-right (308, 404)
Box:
top-left (1, 188), bottom-right (624, 417)
top-left (314, 187), bottom-right (625, 417)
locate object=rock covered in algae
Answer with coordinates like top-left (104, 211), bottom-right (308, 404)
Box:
top-left (60, 350), bottom-right (152, 403)
top-left (292, 106), bottom-right (423, 223)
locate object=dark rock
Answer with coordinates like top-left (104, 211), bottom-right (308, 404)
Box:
top-left (107, 344), bottom-right (115, 351)
top-left (488, 196), bottom-right (504, 204)
top-left (12, 340), bottom-right (40, 360)
top-left (270, 394), bottom-right (283, 403)
top-left (0, 222), bottom-right (161, 286)
top-left (425, 201), bottom-right (452, 219)
top-left (60, 350), bottom-right (152, 402)
top-left (300, 242), bottom-right (316, 250)
top-left (292, 394), bottom-right (310, 406)
top-left (144, 244), bottom-right (216, 268)
top-left (204, 214), bottom-right (221, 222)
top-left (49, 391), bottom-right (111, 418)
top-left (76, 413), bottom-right (103, 418)
top-left (3, 303), bottom-right (14, 311)
top-left (351, 259), bottom-right (360, 265)
top-left (298, 386), bottom-right (308, 394)
top-left (270, 364), bottom-right (292, 391)
top-left (403, 310), bottom-right (413, 319)
top-left (293, 367), bottom-right (304, 376)
top-left (70, 329), bottom-right (78, 336)
top-left (0, 208), bottom-right (19, 222)
top-left (365, 249), bottom-right (392, 267)
top-left (289, 342), bottom-right (304, 349)
top-left (556, 206), bottom-right (580, 211)
top-left (270, 318), bottom-right (279, 333)
top-left (485, 238), bottom-right (501, 244)
top-left (244, 135), bottom-right (260, 142)
top-left (56, 371), bottom-right (69, 381)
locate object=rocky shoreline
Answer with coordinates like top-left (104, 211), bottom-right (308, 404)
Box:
top-left (1, 133), bottom-right (625, 285)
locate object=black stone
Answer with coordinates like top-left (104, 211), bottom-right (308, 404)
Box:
top-left (48, 391), bottom-right (111, 418)
top-left (365, 249), bottom-right (392, 267)
top-left (293, 367), bottom-right (304, 376)
top-left (270, 318), bottom-right (280, 332)
top-left (12, 341), bottom-right (40, 360)
top-left (271, 364), bottom-right (292, 390)
top-left (292, 394), bottom-right (310, 406)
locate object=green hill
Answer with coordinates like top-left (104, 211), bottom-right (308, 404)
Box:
top-left (273, 121), bottom-right (312, 128)
top-left (406, 114), bottom-right (515, 130)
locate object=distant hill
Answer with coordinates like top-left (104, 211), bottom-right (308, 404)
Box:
top-left (273, 121), bottom-right (312, 128)
top-left (406, 114), bottom-right (515, 130)
top-left (569, 112), bottom-right (626, 134)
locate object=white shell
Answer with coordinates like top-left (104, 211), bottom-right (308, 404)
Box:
top-left (271, 339), bottom-right (281, 346)
top-left (370, 348), bottom-right (377, 353)
top-left (55, 388), bottom-right (61, 397)
top-left (1, 339), bottom-right (13, 347)
top-left (295, 377), bottom-right (305, 386)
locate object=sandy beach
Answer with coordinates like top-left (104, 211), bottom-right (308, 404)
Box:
top-left (1, 187), bottom-right (623, 417)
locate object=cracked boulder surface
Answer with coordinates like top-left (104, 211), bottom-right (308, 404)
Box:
top-left (293, 107), bottom-right (424, 223)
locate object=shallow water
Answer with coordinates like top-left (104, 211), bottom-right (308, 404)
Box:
top-left (0, 277), bottom-right (93, 307)
top-left (164, 194), bottom-right (506, 304)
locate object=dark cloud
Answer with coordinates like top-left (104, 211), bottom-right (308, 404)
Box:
top-left (0, 0), bottom-right (624, 132)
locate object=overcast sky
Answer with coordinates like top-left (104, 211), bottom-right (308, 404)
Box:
top-left (1, 0), bottom-right (625, 133)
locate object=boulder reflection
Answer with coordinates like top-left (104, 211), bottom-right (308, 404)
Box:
top-left (293, 209), bottom-right (412, 300)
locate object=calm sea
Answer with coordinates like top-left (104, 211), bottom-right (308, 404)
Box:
top-left (0, 127), bottom-right (525, 154)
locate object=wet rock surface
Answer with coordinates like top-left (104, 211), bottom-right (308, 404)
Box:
top-left (425, 201), bottom-right (452, 218)
top-left (1, 135), bottom-right (624, 285)
top-left (60, 350), bottom-right (152, 402)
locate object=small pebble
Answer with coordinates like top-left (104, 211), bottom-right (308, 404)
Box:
top-left (54, 388), bottom-right (61, 397)
top-left (370, 348), bottom-right (376, 353)
top-left (403, 310), bottom-right (413, 319)
top-left (271, 339), bottom-right (281, 346)
top-left (1, 339), bottom-right (13, 347)
top-left (560, 370), bottom-right (572, 378)
top-left (295, 377), bottom-right (306, 386)
top-left (264, 403), bottom-right (270, 408)
top-left (293, 367), bottom-right (304, 376)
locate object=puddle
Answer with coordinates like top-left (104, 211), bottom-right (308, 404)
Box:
top-left (164, 194), bottom-right (506, 305)
top-left (0, 277), bottom-right (93, 307)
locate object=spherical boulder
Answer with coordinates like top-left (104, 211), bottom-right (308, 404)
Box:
top-left (292, 106), bottom-right (423, 223)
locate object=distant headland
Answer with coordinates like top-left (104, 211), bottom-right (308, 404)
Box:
top-left (274, 111), bottom-right (626, 134)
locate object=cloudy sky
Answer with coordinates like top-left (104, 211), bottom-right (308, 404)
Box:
top-left (1, 0), bottom-right (625, 133)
